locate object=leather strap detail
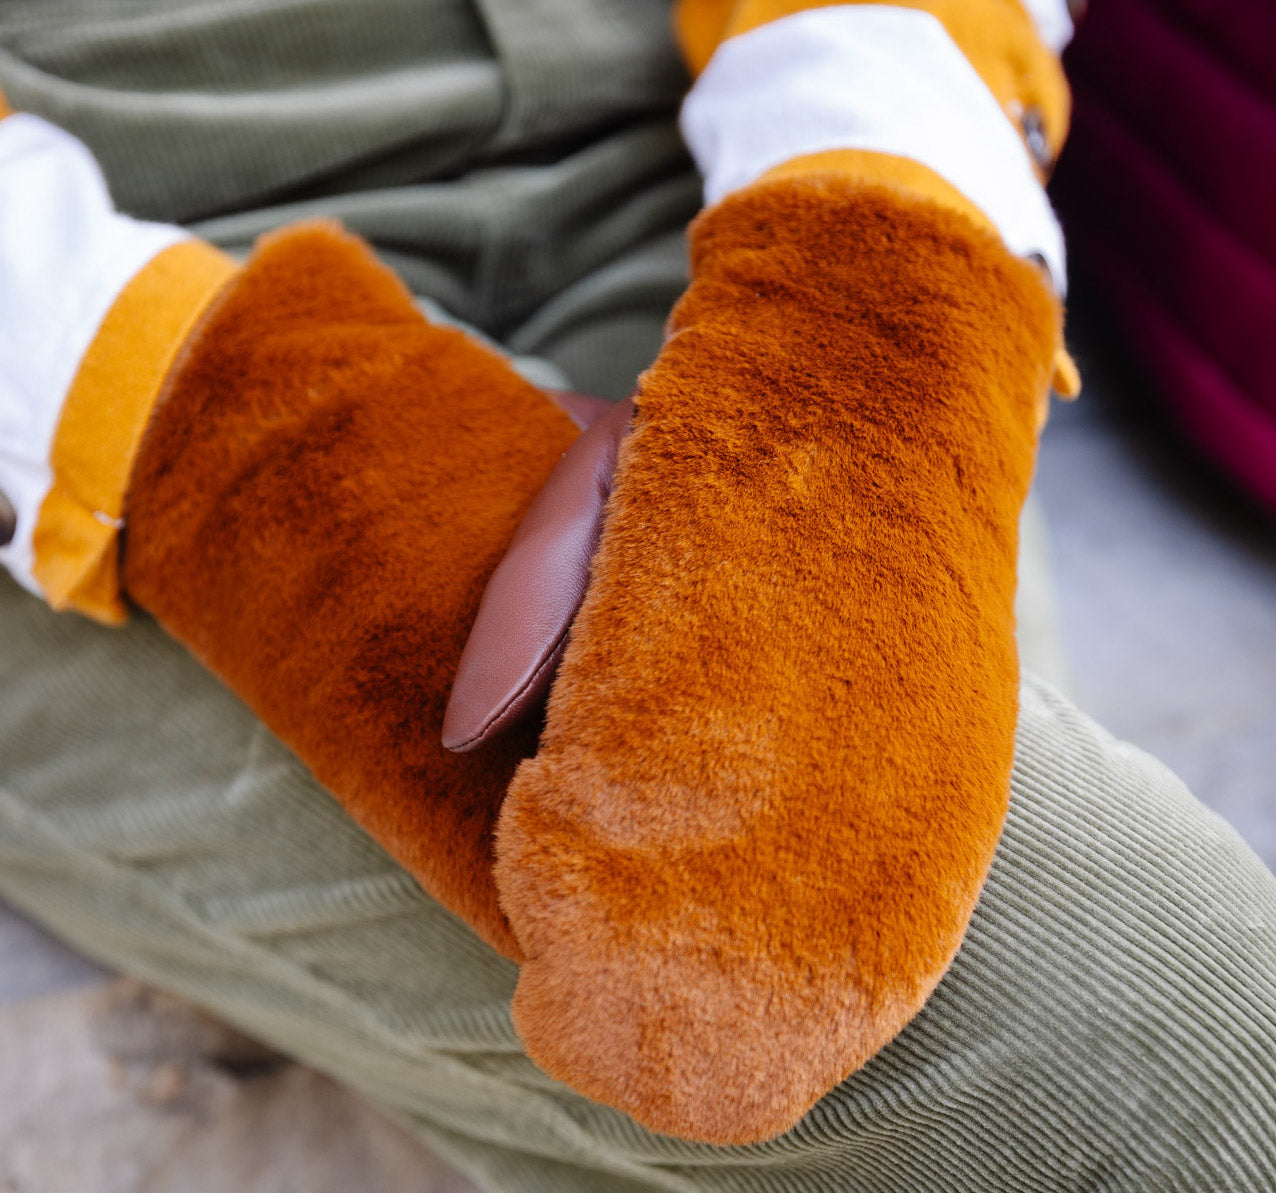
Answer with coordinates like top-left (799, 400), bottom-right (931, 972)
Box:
top-left (444, 398), bottom-right (634, 752)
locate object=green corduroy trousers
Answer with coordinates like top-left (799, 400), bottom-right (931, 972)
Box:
top-left (1, 2), bottom-right (1274, 1188)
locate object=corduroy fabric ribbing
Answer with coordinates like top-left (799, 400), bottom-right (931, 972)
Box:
top-left (1, 570), bottom-right (1273, 1192)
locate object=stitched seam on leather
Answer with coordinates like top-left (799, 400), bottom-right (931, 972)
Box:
top-left (454, 624), bottom-right (575, 751)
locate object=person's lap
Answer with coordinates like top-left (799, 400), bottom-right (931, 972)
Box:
top-left (1, 4), bottom-right (1274, 1184)
top-left (2, 569), bottom-right (1274, 1192)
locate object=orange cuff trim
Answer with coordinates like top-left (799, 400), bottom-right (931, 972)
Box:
top-left (674, 0), bottom-right (736, 73)
top-left (32, 240), bottom-right (239, 624)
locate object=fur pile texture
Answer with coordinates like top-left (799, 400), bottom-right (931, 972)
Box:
top-left (495, 178), bottom-right (1062, 1143)
top-left (123, 222), bottom-right (578, 958)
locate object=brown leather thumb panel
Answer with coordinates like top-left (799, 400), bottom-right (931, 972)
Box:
top-left (443, 398), bottom-right (634, 752)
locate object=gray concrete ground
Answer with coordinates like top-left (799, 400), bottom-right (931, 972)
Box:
top-left (0, 977), bottom-right (478, 1193)
top-left (2, 311), bottom-right (1273, 1188)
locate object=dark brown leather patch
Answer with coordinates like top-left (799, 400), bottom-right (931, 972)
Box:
top-left (442, 398), bottom-right (634, 752)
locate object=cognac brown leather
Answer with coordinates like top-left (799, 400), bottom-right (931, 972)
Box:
top-left (443, 398), bottom-right (634, 752)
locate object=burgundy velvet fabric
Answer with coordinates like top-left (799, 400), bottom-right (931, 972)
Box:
top-left (1054, 0), bottom-right (1276, 512)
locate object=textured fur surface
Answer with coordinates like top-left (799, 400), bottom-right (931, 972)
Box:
top-left (496, 179), bottom-right (1062, 1143)
top-left (124, 222), bottom-right (578, 958)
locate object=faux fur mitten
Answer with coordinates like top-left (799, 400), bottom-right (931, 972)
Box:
top-left (123, 222), bottom-right (578, 957)
top-left (494, 177), bottom-right (1064, 1143)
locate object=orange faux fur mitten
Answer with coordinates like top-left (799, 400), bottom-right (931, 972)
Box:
top-left (123, 222), bottom-right (579, 957)
top-left (494, 177), bottom-right (1064, 1143)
